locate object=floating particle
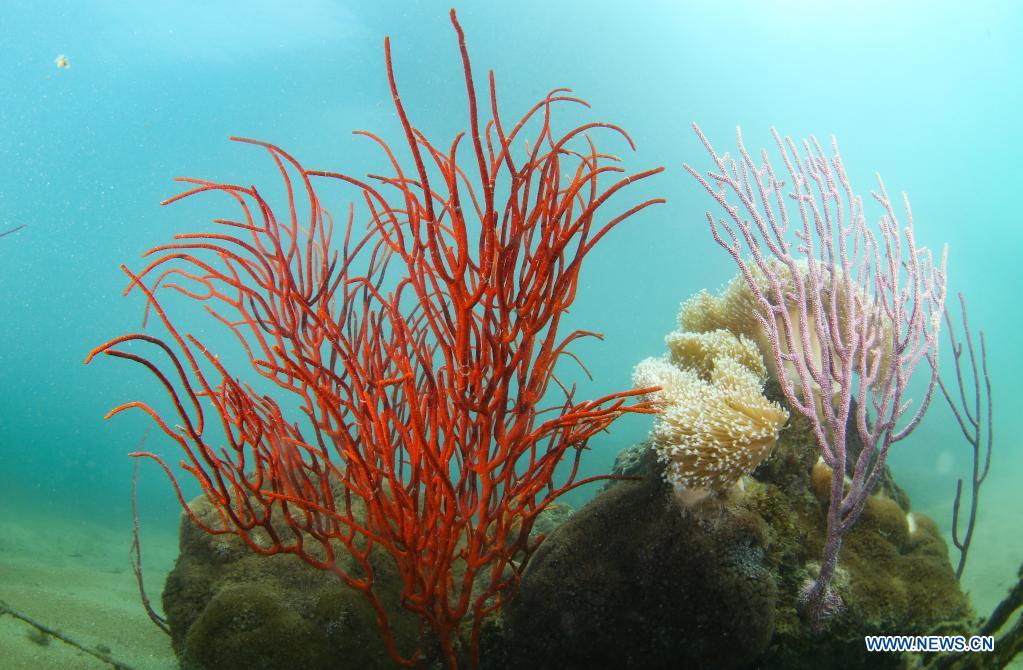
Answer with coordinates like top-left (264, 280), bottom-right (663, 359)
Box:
top-left (55, 54), bottom-right (70, 69)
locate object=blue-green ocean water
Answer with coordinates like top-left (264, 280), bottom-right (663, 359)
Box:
top-left (0, 0), bottom-right (1020, 666)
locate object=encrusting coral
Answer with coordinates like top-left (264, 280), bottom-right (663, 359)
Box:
top-left (634, 328), bottom-right (789, 501)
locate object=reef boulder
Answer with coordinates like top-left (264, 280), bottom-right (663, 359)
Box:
top-left (161, 495), bottom-right (421, 670)
top-left (505, 446), bottom-right (777, 669)
top-left (504, 406), bottom-right (972, 669)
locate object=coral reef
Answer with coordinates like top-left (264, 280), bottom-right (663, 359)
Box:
top-left (678, 262), bottom-right (895, 395)
top-left (634, 326), bottom-right (788, 501)
top-left (162, 492), bottom-right (573, 670)
top-left (162, 402), bottom-right (973, 669)
top-left (504, 406), bottom-right (972, 669)
top-left (933, 293), bottom-right (994, 580)
top-left (505, 446), bottom-right (777, 669)
top-left (666, 328), bottom-right (767, 380)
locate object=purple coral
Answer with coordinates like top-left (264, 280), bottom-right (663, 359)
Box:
top-left (798, 576), bottom-right (846, 632)
top-left (685, 125), bottom-right (947, 626)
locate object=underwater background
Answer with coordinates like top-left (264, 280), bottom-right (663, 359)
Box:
top-left (0, 1), bottom-right (1020, 668)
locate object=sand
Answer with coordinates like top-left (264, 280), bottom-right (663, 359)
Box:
top-left (0, 510), bottom-right (178, 670)
top-left (947, 488), bottom-right (1023, 670)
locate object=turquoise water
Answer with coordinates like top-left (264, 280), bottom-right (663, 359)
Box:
top-left (1, 1), bottom-right (1020, 667)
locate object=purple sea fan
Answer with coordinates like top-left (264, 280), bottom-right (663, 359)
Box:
top-left (684, 124), bottom-right (947, 627)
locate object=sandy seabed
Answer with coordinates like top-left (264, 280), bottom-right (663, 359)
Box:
top-left (0, 509), bottom-right (178, 670)
top-left (1, 483), bottom-right (1020, 670)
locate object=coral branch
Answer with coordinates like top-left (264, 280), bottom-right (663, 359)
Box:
top-left (685, 124), bottom-right (946, 628)
top-left (128, 430), bottom-right (170, 637)
top-left (89, 11), bottom-right (661, 669)
top-left (0, 224), bottom-right (26, 239)
top-left (0, 599), bottom-right (137, 670)
top-left (933, 293), bottom-right (992, 580)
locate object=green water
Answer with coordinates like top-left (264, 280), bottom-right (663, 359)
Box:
top-left (0, 1), bottom-right (1019, 668)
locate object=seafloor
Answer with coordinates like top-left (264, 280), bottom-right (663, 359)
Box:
top-left (0, 456), bottom-right (1020, 669)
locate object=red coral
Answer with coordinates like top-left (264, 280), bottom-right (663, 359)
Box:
top-left (88, 10), bottom-right (662, 668)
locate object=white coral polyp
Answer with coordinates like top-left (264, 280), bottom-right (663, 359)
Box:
top-left (633, 338), bottom-right (789, 496)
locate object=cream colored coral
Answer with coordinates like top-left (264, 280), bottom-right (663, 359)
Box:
top-left (678, 280), bottom-right (760, 337)
top-left (666, 328), bottom-right (766, 381)
top-left (634, 333), bottom-right (789, 495)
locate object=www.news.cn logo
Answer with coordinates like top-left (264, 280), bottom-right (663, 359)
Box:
top-left (864, 635), bottom-right (994, 653)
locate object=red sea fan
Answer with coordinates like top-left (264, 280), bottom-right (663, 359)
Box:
top-left (88, 10), bottom-right (663, 668)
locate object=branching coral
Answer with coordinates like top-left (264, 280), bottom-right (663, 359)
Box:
top-left (634, 328), bottom-right (788, 502)
top-left (86, 11), bottom-right (663, 669)
top-left (684, 124), bottom-right (946, 627)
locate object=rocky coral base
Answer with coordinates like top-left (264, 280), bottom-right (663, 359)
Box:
top-left (505, 443), bottom-right (971, 669)
top-left (162, 495), bottom-right (422, 670)
top-left (162, 413), bottom-right (973, 669)
top-left (506, 446), bottom-right (777, 669)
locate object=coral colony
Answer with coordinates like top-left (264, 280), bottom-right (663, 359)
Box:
top-left (82, 7), bottom-right (970, 666)
top-left (87, 10), bottom-right (662, 669)
top-left (633, 329), bottom-right (789, 506)
top-left (682, 125), bottom-right (946, 626)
